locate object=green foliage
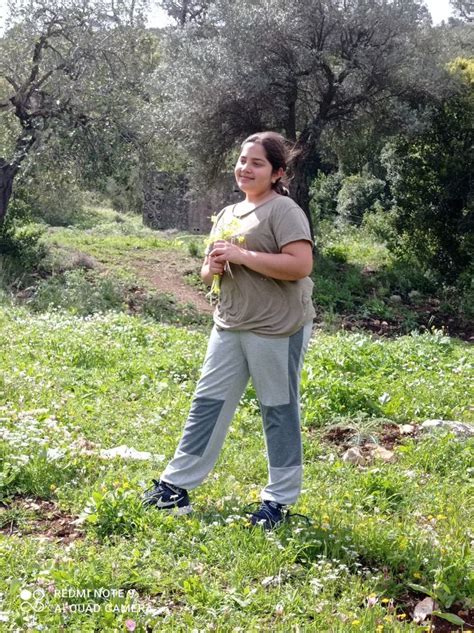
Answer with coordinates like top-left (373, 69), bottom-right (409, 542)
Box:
top-left (309, 171), bottom-right (344, 223)
top-left (0, 0), bottom-right (162, 223)
top-left (103, 165), bottom-right (143, 215)
top-left (142, 292), bottom-right (209, 327)
top-left (361, 204), bottom-right (399, 245)
top-left (337, 173), bottom-right (387, 226)
top-left (26, 162), bottom-right (85, 227)
top-left (30, 270), bottom-right (126, 315)
top-left (381, 80), bottom-right (473, 284)
top-left (81, 484), bottom-right (146, 540)
top-left (0, 307), bottom-right (472, 629)
top-left (0, 193), bottom-right (47, 279)
top-left (0, 411), bottom-right (85, 501)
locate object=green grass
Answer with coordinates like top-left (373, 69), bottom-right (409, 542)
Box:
top-left (0, 205), bottom-right (472, 630)
top-left (47, 209), bottom-right (205, 271)
top-left (0, 306), bottom-right (472, 631)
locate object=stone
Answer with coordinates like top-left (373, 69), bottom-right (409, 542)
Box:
top-left (367, 445), bottom-right (396, 463)
top-left (421, 419), bottom-right (474, 438)
top-left (400, 424), bottom-right (416, 435)
top-left (413, 597), bottom-right (436, 624)
top-left (342, 447), bottom-right (366, 465)
top-left (389, 294), bottom-right (402, 303)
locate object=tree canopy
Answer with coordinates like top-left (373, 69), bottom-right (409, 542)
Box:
top-left (155, 0), bottom-right (452, 223)
top-left (0, 0), bottom-right (160, 222)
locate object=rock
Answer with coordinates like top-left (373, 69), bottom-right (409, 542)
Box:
top-left (400, 424), bottom-right (416, 435)
top-left (366, 445), bottom-right (396, 463)
top-left (389, 294), bottom-right (402, 303)
top-left (342, 447), bottom-right (366, 465)
top-left (421, 419), bottom-right (474, 438)
top-left (412, 597), bottom-right (436, 624)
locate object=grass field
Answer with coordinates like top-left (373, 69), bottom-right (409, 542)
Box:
top-left (0, 208), bottom-right (473, 631)
top-left (0, 305), bottom-right (473, 631)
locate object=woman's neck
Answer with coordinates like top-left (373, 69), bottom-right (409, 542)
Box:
top-left (243, 190), bottom-right (279, 207)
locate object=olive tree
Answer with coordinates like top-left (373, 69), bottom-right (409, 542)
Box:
top-left (156, 0), bottom-right (443, 229)
top-left (0, 0), bottom-right (160, 222)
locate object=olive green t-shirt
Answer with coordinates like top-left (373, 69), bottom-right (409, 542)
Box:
top-left (207, 196), bottom-right (316, 337)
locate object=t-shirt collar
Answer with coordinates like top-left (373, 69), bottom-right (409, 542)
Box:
top-left (232, 195), bottom-right (280, 218)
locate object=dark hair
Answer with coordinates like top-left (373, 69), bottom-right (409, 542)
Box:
top-left (241, 131), bottom-right (298, 197)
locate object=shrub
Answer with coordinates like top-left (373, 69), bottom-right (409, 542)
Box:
top-left (309, 171), bottom-right (344, 224)
top-left (32, 181), bottom-right (85, 227)
top-left (361, 203), bottom-right (398, 245)
top-left (0, 193), bottom-right (47, 281)
top-left (29, 269), bottom-right (126, 315)
top-left (336, 173), bottom-right (387, 225)
top-left (380, 68), bottom-right (473, 284)
top-left (80, 484), bottom-right (146, 539)
top-left (142, 292), bottom-right (208, 327)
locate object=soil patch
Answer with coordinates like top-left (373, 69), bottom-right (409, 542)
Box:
top-left (323, 422), bottom-right (419, 451)
top-left (393, 591), bottom-right (474, 632)
top-left (0, 497), bottom-right (83, 542)
top-left (129, 254), bottom-right (214, 315)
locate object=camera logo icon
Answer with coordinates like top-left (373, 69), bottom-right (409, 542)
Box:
top-left (20, 588), bottom-right (46, 613)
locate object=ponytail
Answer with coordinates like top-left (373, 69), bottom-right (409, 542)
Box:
top-left (272, 179), bottom-right (290, 197)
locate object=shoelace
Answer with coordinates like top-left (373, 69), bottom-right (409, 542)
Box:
top-left (144, 479), bottom-right (184, 497)
top-left (244, 502), bottom-right (312, 527)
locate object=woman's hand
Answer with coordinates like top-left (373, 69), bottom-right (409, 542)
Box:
top-left (209, 240), bottom-right (245, 266)
top-left (201, 251), bottom-right (225, 286)
top-left (211, 239), bottom-right (313, 281)
top-left (208, 255), bottom-right (226, 275)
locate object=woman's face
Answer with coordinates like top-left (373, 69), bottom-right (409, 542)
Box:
top-left (234, 142), bottom-right (282, 197)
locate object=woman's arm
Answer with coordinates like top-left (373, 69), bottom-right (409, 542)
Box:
top-left (209, 240), bottom-right (313, 281)
top-left (201, 254), bottom-right (225, 286)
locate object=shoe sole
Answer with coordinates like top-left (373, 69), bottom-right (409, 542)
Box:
top-left (145, 504), bottom-right (193, 516)
top-left (173, 505), bottom-right (193, 516)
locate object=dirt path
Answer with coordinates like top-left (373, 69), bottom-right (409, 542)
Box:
top-left (129, 254), bottom-right (214, 314)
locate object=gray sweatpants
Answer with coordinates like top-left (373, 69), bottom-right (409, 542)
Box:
top-left (160, 322), bottom-right (313, 505)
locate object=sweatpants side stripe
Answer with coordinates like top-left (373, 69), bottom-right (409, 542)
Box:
top-left (177, 397), bottom-right (225, 457)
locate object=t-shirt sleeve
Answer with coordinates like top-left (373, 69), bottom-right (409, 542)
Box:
top-left (271, 201), bottom-right (313, 250)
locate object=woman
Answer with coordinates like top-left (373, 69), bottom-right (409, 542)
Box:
top-left (143, 131), bottom-right (315, 529)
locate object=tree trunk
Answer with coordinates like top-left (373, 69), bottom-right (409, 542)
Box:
top-left (290, 126), bottom-right (323, 244)
top-left (0, 160), bottom-right (18, 225)
top-left (0, 128), bottom-right (38, 224)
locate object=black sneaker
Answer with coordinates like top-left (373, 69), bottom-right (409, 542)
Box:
top-left (142, 479), bottom-right (192, 514)
top-left (247, 500), bottom-right (288, 530)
